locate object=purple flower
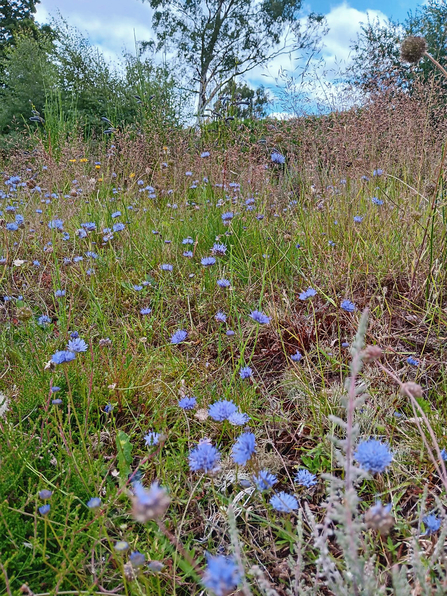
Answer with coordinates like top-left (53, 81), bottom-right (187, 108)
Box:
top-left (67, 337), bottom-right (88, 353)
top-left (271, 151), bottom-right (285, 165)
top-left (140, 307), bottom-right (152, 315)
top-left (111, 211), bottom-right (121, 218)
top-left (160, 264), bottom-right (173, 271)
top-left (372, 197), bottom-right (383, 205)
top-left (294, 469), bottom-right (317, 487)
top-left (39, 504), bottom-right (51, 516)
top-left (202, 554), bottom-right (240, 596)
top-left (249, 310), bottom-right (270, 324)
top-left (270, 492), bottom-right (298, 513)
top-left (38, 315), bottom-right (51, 327)
top-left (239, 366), bottom-right (252, 379)
top-left (215, 311), bottom-right (227, 323)
top-left (217, 279), bottom-right (230, 288)
top-left (299, 288), bottom-right (317, 300)
top-left (353, 216), bottom-right (363, 223)
top-left (129, 551), bottom-right (146, 567)
top-left (211, 243), bottom-right (226, 256)
top-left (178, 396), bottom-right (197, 410)
top-left (39, 490), bottom-right (53, 500)
top-left (51, 351), bottom-right (76, 365)
top-left (171, 330), bottom-right (187, 344)
top-left (200, 151), bottom-right (210, 158)
top-left (407, 356), bottom-right (419, 366)
top-left (48, 219), bottom-right (64, 230)
top-left (354, 440), bottom-right (392, 473)
top-left (341, 300), bottom-right (355, 313)
top-left (201, 256), bottom-right (216, 266)
top-left (221, 211), bottom-right (234, 223)
top-left (290, 351), bottom-right (302, 362)
top-left (253, 470), bottom-right (277, 491)
top-left (231, 432), bottom-right (255, 465)
top-left (423, 514), bottom-right (441, 535)
top-left (87, 497), bottom-right (101, 508)
top-left (226, 330), bottom-right (235, 336)
top-left (183, 250), bottom-right (193, 258)
top-left (113, 223), bottom-right (125, 232)
top-left (54, 290), bottom-right (66, 298)
top-left (189, 441), bottom-right (220, 473)
top-left (144, 431), bottom-right (161, 446)
top-left (228, 412), bottom-right (250, 426)
top-left (208, 399), bottom-right (238, 421)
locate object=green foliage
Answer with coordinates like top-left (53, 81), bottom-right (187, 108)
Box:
top-left (116, 431), bottom-right (133, 483)
top-left (141, 0), bottom-right (325, 117)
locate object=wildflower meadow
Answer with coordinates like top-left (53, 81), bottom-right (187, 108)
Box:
top-left (1, 3), bottom-right (447, 592)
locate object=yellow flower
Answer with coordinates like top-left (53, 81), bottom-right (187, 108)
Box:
top-left (95, 165), bottom-right (101, 169)
top-left (80, 158), bottom-right (88, 163)
top-left (129, 172), bottom-right (135, 178)
top-left (69, 159), bottom-right (77, 163)
top-left (98, 178), bottom-right (103, 182)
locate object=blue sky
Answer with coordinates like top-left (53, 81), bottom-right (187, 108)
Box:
top-left (35, 0), bottom-right (424, 114)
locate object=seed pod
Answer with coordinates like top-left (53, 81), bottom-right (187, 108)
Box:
top-left (365, 501), bottom-right (395, 536)
top-left (401, 36), bottom-right (427, 64)
top-left (400, 381), bottom-right (423, 399)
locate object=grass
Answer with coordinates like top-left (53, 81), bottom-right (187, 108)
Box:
top-left (0, 128), bottom-right (446, 595)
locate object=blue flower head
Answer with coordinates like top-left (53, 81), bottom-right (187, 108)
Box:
top-left (202, 554), bottom-right (240, 596)
top-left (217, 279), bottom-right (230, 288)
top-left (372, 197), bottom-right (383, 205)
top-left (299, 288), bottom-right (317, 301)
top-left (39, 490), bottom-right (53, 500)
top-left (208, 399), bottom-right (238, 421)
top-left (271, 151), bottom-right (286, 165)
top-left (38, 315), bottom-right (51, 327)
top-left (294, 469), bottom-right (317, 488)
top-left (232, 432), bottom-right (256, 465)
top-left (67, 337), bottom-right (88, 353)
top-left (189, 441), bottom-right (220, 473)
top-left (407, 356), bottom-right (419, 366)
top-left (160, 264), bottom-right (173, 271)
top-left (211, 243), bottom-right (227, 255)
top-left (140, 307), bottom-right (152, 315)
top-left (228, 411), bottom-right (250, 426)
top-left (290, 351), bottom-right (302, 362)
top-left (270, 491), bottom-right (298, 513)
top-left (253, 470), bottom-right (277, 491)
top-left (130, 551), bottom-right (146, 567)
top-left (51, 350), bottom-right (76, 365)
top-left (87, 497), bottom-right (101, 509)
top-left (201, 256), bottom-right (216, 266)
top-left (239, 366), bottom-right (252, 379)
top-left (423, 514), bottom-right (441, 535)
top-left (353, 216), bottom-right (364, 223)
top-left (144, 431), bottom-right (161, 447)
top-left (354, 439), bottom-right (392, 474)
top-left (215, 311), bottom-right (227, 323)
top-left (171, 329), bottom-right (187, 344)
top-left (249, 310), bottom-right (270, 324)
top-left (341, 299), bottom-right (356, 313)
top-left (178, 396), bottom-right (197, 410)
top-left (39, 504), bottom-right (51, 516)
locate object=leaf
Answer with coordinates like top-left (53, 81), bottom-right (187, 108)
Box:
top-left (116, 430), bottom-right (133, 483)
top-left (415, 397), bottom-right (431, 414)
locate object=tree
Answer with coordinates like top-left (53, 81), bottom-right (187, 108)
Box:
top-left (140, 0), bottom-right (325, 119)
top-left (349, 0), bottom-right (447, 95)
top-left (212, 80), bottom-right (270, 119)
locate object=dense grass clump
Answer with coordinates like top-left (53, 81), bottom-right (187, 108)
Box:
top-left (1, 105), bottom-right (447, 595)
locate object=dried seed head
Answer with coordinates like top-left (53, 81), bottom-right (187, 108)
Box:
top-left (400, 381), bottom-right (423, 399)
top-left (401, 36), bottom-right (427, 64)
top-left (16, 306), bottom-right (33, 321)
top-left (362, 345), bottom-right (383, 363)
top-left (365, 501), bottom-right (395, 536)
top-left (123, 562), bottom-right (138, 581)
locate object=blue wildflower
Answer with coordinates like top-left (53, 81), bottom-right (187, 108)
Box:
top-left (201, 151), bottom-right (210, 158)
top-left (81, 222), bottom-right (96, 231)
top-left (253, 470), bottom-right (277, 491)
top-left (407, 356), bottom-right (419, 366)
top-left (86, 497), bottom-right (101, 509)
top-left (113, 223), bottom-right (125, 232)
top-left (228, 412), bottom-right (250, 426)
top-left (232, 432), bottom-right (256, 465)
top-left (441, 449), bottom-right (447, 461)
top-left (208, 399), bottom-right (238, 421)
top-left (111, 211), bottom-right (121, 218)
top-left (294, 469), bottom-right (317, 488)
top-left (372, 197), bottom-right (383, 205)
top-left (221, 211), bottom-right (234, 223)
top-left (140, 307), bottom-right (152, 315)
top-left (354, 216), bottom-right (364, 223)
top-left (239, 366), bottom-right (252, 379)
top-left (226, 330), bottom-right (235, 336)
top-left (48, 219), bottom-right (64, 230)
top-left (182, 237), bottom-right (194, 244)
top-left (215, 311), bottom-right (227, 323)
top-left (271, 151), bottom-right (286, 165)
top-left (423, 514), bottom-right (441, 535)
top-left (299, 288), bottom-right (317, 300)
top-left (6, 223), bottom-right (18, 231)
top-left (211, 243), bottom-right (226, 255)
top-left (189, 441), bottom-right (220, 473)
top-left (217, 279), bottom-right (230, 288)
top-left (373, 169), bottom-right (383, 177)
top-left (104, 403), bottom-right (114, 413)
top-left (291, 351), bottom-right (302, 362)
top-left (55, 290), bottom-right (65, 298)
top-left (51, 351), bottom-right (76, 365)
top-left (201, 256), bottom-right (216, 266)
top-left (144, 431), bottom-right (161, 446)
top-left (39, 504), bottom-right (50, 516)
top-left (51, 386), bottom-right (61, 393)
top-left (114, 541), bottom-right (129, 552)
top-left (202, 554), bottom-right (240, 596)
top-left (171, 329), bottom-right (187, 344)
top-left (178, 396), bottom-right (197, 410)
top-left (341, 300), bottom-right (355, 313)
top-left (354, 439), bottom-right (393, 473)
top-left (133, 285), bottom-right (143, 291)
top-left (67, 337), bottom-right (88, 353)
top-left (39, 490), bottom-right (53, 500)
top-left (249, 310), bottom-right (270, 324)
top-left (160, 264), bottom-right (173, 271)
top-left (38, 315), bottom-right (51, 327)
top-left (129, 551), bottom-right (146, 567)
top-left (270, 492), bottom-right (299, 513)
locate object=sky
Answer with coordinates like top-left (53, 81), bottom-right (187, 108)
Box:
top-left (35, 0), bottom-right (423, 114)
